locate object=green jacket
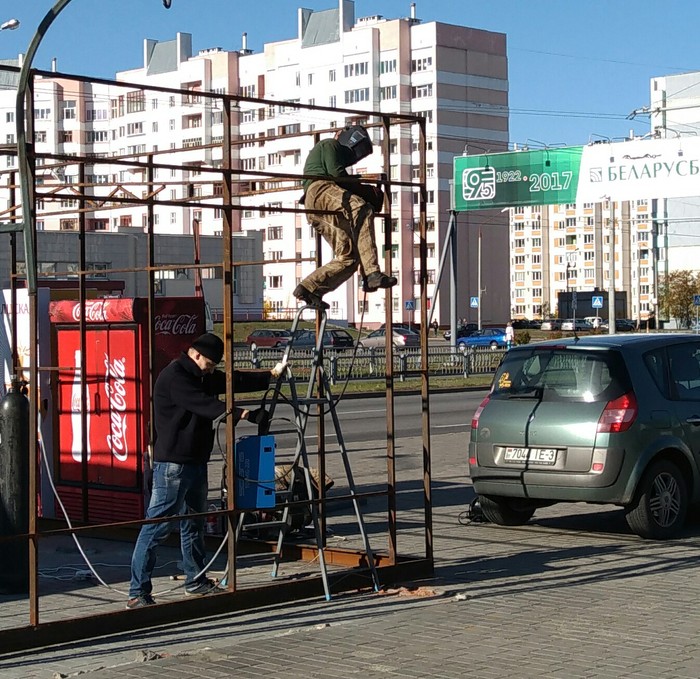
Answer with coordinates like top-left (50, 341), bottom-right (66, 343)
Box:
top-left (302, 139), bottom-right (356, 192)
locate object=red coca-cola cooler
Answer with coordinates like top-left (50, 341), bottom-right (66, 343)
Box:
top-left (50, 297), bottom-right (206, 524)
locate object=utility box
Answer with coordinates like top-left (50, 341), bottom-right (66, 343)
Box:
top-left (235, 435), bottom-right (276, 509)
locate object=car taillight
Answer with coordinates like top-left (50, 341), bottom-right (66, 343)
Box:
top-left (471, 396), bottom-right (490, 430)
top-left (597, 391), bottom-right (637, 433)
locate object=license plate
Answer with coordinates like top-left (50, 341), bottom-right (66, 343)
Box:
top-left (504, 447), bottom-right (557, 465)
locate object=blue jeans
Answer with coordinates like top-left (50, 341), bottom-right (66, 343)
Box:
top-left (129, 461), bottom-right (208, 598)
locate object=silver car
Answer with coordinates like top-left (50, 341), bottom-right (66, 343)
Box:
top-left (357, 327), bottom-right (420, 350)
top-left (469, 333), bottom-right (700, 539)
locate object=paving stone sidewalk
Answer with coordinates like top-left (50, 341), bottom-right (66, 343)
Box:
top-left (3, 432), bottom-right (700, 678)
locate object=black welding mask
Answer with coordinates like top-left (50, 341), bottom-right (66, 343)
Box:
top-left (337, 125), bottom-right (373, 165)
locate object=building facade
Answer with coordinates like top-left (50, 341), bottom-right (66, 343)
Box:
top-left (508, 198), bottom-right (658, 324)
top-left (0, 0), bottom-right (510, 326)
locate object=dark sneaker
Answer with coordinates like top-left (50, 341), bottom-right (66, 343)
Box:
top-left (126, 594), bottom-right (156, 609)
top-left (363, 272), bottom-right (398, 292)
top-left (293, 284), bottom-right (329, 310)
top-left (185, 577), bottom-right (223, 596)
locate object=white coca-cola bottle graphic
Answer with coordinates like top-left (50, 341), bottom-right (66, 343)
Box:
top-left (70, 349), bottom-right (91, 462)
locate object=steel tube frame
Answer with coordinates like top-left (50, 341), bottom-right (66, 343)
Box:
top-left (1, 13), bottom-right (434, 645)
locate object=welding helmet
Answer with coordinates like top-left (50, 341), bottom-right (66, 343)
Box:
top-left (337, 125), bottom-right (373, 165)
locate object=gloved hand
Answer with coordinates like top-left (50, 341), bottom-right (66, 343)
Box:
top-left (271, 360), bottom-right (289, 378)
top-left (247, 408), bottom-right (270, 435)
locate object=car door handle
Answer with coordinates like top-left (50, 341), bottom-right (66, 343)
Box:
top-left (686, 416), bottom-right (700, 426)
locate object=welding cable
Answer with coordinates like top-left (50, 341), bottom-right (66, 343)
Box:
top-left (38, 412), bottom-right (231, 598)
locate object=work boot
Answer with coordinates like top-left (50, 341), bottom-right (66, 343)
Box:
top-left (293, 284), bottom-right (329, 309)
top-left (363, 272), bottom-right (398, 292)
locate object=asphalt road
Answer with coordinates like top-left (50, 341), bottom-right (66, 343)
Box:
top-left (253, 389), bottom-right (489, 448)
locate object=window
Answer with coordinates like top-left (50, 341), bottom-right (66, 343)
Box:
top-left (241, 84), bottom-right (256, 98)
top-left (307, 73), bottom-right (313, 85)
top-left (5, 111), bottom-right (13, 123)
top-left (126, 122), bottom-right (143, 136)
top-left (35, 130), bottom-right (47, 143)
top-left (5, 133), bottom-right (14, 144)
top-left (59, 131), bottom-right (73, 143)
top-left (329, 69), bottom-right (336, 82)
top-left (268, 275), bottom-right (283, 289)
top-left (329, 95), bottom-right (336, 108)
top-left (126, 90), bottom-right (146, 113)
top-left (345, 88), bottom-right (370, 104)
top-left (380, 85), bottom-right (396, 101)
top-left (267, 226), bottom-right (283, 240)
top-left (344, 61), bottom-right (369, 78)
top-left (86, 130), bottom-right (108, 143)
top-left (584, 233), bottom-right (594, 244)
top-left (380, 58), bottom-right (396, 74)
top-left (61, 100), bottom-right (76, 120)
top-left (411, 56), bottom-right (433, 72)
top-left (411, 84), bottom-right (433, 99)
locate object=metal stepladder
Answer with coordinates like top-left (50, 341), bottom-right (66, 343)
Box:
top-left (235, 305), bottom-right (381, 600)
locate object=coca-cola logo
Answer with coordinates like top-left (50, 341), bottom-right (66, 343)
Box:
top-left (71, 301), bottom-right (109, 322)
top-left (154, 313), bottom-right (199, 335)
top-left (104, 354), bottom-right (129, 463)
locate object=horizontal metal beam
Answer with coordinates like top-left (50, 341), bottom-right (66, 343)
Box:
top-left (0, 557), bottom-right (433, 654)
top-left (0, 222), bottom-right (24, 233)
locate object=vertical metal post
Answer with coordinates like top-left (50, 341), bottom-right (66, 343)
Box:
top-left (477, 228), bottom-right (482, 330)
top-left (608, 200), bottom-right (616, 335)
top-left (146, 155), bottom-right (156, 459)
top-left (449, 211), bottom-right (457, 354)
top-left (222, 95), bottom-right (237, 591)
top-left (78, 162), bottom-right (88, 522)
top-left (381, 117), bottom-right (396, 564)
top-left (417, 118), bottom-right (433, 563)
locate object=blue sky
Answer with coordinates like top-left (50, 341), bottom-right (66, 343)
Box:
top-left (2, 0), bottom-right (699, 147)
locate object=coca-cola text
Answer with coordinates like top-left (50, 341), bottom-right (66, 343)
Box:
top-left (154, 313), bottom-right (199, 335)
top-left (104, 354), bottom-right (129, 463)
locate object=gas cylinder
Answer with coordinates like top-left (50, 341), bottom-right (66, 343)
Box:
top-left (0, 377), bottom-right (30, 592)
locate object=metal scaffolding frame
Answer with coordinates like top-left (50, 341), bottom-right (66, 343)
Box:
top-left (0, 2), bottom-right (434, 652)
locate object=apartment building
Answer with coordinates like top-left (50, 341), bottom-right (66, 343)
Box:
top-left (650, 71), bottom-right (700, 278)
top-left (0, 1), bottom-right (510, 325)
top-left (508, 199), bottom-right (659, 324)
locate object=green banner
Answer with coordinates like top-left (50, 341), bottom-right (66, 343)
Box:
top-left (453, 147), bottom-right (584, 211)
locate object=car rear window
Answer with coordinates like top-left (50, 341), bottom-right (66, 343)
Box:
top-left (491, 347), bottom-right (631, 402)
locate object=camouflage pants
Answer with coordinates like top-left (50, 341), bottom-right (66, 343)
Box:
top-left (300, 180), bottom-right (380, 297)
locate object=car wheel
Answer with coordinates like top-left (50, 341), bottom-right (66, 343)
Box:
top-left (478, 495), bottom-right (535, 526)
top-left (625, 460), bottom-right (688, 539)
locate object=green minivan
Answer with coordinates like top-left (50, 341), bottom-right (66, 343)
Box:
top-left (469, 334), bottom-right (700, 539)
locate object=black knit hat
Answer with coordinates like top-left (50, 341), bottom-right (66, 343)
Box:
top-left (191, 333), bottom-right (224, 364)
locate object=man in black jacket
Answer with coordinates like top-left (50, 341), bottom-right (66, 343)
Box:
top-left (127, 333), bottom-right (284, 608)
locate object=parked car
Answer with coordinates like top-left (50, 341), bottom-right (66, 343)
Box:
top-left (443, 323), bottom-right (478, 342)
top-left (584, 316), bottom-right (604, 329)
top-left (560, 318), bottom-right (592, 331)
top-left (357, 328), bottom-right (420, 350)
top-left (246, 329), bottom-right (291, 348)
top-left (599, 319), bottom-right (636, 332)
top-left (457, 328), bottom-right (507, 349)
top-left (512, 319), bottom-right (541, 330)
top-left (540, 319), bottom-right (562, 331)
top-left (291, 329), bottom-right (355, 350)
top-left (469, 333), bottom-right (700, 539)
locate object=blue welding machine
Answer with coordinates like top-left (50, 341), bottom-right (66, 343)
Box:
top-left (235, 435), bottom-right (276, 509)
